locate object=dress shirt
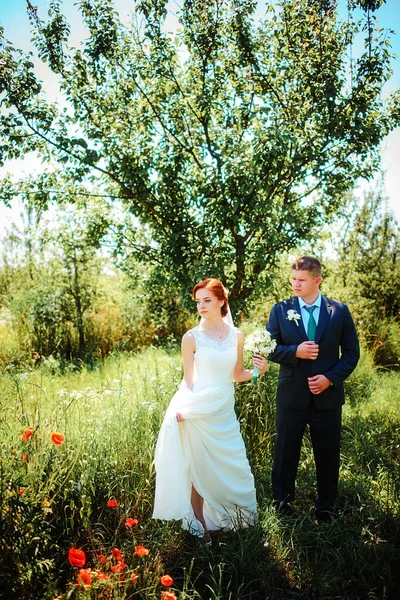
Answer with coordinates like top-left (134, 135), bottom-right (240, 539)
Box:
top-left (298, 292), bottom-right (322, 333)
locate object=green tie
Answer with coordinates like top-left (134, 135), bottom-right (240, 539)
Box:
top-left (305, 305), bottom-right (317, 341)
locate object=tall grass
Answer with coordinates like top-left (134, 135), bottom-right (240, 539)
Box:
top-left (1, 347), bottom-right (399, 599)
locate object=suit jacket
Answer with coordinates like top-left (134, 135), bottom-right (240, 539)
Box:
top-left (266, 295), bottom-right (360, 410)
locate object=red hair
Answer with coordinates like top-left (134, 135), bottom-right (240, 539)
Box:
top-left (192, 279), bottom-right (229, 317)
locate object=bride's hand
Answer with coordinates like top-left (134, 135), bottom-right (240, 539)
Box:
top-left (253, 354), bottom-right (269, 375)
top-left (176, 412), bottom-right (184, 422)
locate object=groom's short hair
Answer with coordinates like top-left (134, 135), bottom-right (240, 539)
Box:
top-left (292, 256), bottom-right (322, 277)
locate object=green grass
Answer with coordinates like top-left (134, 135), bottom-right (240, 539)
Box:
top-left (0, 348), bottom-right (399, 599)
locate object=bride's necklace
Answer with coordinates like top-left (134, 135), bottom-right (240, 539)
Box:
top-left (203, 324), bottom-right (225, 339)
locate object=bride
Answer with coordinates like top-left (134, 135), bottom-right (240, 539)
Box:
top-left (152, 278), bottom-right (268, 545)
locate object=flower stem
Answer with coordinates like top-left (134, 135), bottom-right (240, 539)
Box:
top-left (252, 366), bottom-right (259, 385)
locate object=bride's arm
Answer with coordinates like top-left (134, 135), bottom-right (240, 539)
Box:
top-left (233, 329), bottom-right (269, 382)
top-left (181, 331), bottom-right (196, 389)
top-left (176, 331), bottom-right (196, 422)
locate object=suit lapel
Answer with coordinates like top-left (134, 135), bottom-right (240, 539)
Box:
top-left (293, 297), bottom-right (308, 341)
top-left (316, 295), bottom-right (331, 342)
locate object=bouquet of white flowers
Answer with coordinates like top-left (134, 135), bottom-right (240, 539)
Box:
top-left (244, 329), bottom-right (277, 384)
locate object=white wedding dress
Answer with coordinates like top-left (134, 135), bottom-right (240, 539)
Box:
top-left (152, 325), bottom-right (257, 534)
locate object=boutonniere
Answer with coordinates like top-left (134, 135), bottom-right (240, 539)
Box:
top-left (286, 309), bottom-right (301, 326)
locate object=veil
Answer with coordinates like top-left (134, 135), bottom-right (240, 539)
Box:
top-left (223, 303), bottom-right (234, 328)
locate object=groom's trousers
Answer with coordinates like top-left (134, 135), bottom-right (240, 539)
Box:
top-left (272, 399), bottom-right (342, 512)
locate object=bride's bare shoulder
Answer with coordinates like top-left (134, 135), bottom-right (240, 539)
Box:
top-left (235, 327), bottom-right (244, 343)
top-left (182, 329), bottom-right (196, 349)
top-left (182, 328), bottom-right (196, 339)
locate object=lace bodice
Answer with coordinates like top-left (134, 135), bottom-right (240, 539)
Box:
top-left (190, 326), bottom-right (238, 390)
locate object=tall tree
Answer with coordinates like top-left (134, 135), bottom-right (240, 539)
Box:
top-left (335, 188), bottom-right (400, 321)
top-left (0, 193), bottom-right (109, 358)
top-left (0, 0), bottom-right (399, 313)
top-left (326, 186), bottom-right (400, 365)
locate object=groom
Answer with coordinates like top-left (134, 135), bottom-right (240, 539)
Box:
top-left (266, 256), bottom-right (359, 521)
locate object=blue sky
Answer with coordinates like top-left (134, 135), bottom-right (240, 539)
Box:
top-left (0, 0), bottom-right (399, 226)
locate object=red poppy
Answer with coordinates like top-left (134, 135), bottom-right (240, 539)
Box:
top-left (95, 570), bottom-right (108, 580)
top-left (22, 454), bottom-right (28, 462)
top-left (51, 432), bottom-right (64, 446)
top-left (160, 575), bottom-right (173, 586)
top-left (22, 427), bottom-right (34, 442)
top-left (97, 554), bottom-right (107, 564)
top-left (131, 572), bottom-right (139, 584)
top-left (19, 488), bottom-right (26, 495)
top-left (112, 548), bottom-right (123, 561)
top-left (77, 568), bottom-right (92, 585)
top-left (134, 545), bottom-right (150, 557)
top-left (161, 592), bottom-right (176, 600)
top-left (111, 560), bottom-right (125, 573)
top-left (125, 518), bottom-right (138, 528)
top-left (107, 499), bottom-right (118, 508)
top-left (68, 547), bottom-right (86, 568)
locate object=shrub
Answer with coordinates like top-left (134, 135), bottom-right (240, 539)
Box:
top-left (372, 319), bottom-right (400, 368)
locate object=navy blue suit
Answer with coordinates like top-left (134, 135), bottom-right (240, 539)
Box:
top-left (266, 295), bottom-right (359, 512)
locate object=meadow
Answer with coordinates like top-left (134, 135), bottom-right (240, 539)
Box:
top-left (1, 346), bottom-right (399, 600)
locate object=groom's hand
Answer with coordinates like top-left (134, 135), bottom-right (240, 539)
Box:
top-left (308, 375), bottom-right (331, 394)
top-left (296, 341), bottom-right (319, 360)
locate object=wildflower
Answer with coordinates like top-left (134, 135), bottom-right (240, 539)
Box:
top-left (22, 427), bottom-right (34, 442)
top-left (97, 554), bottom-right (107, 564)
top-left (19, 488), bottom-right (26, 495)
top-left (32, 352), bottom-right (40, 360)
top-left (161, 592), bottom-right (176, 600)
top-left (112, 548), bottom-right (123, 561)
top-left (107, 498), bottom-right (118, 508)
top-left (51, 432), bottom-right (64, 446)
top-left (134, 545), bottom-right (150, 557)
top-left (95, 570), bottom-right (108, 580)
top-left (22, 454), bottom-right (28, 462)
top-left (111, 560), bottom-right (125, 573)
top-left (160, 574), bottom-right (173, 586)
top-left (77, 568), bottom-right (92, 585)
top-left (125, 518), bottom-right (138, 528)
top-left (68, 547), bottom-right (86, 568)
top-left (131, 572), bottom-right (139, 584)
